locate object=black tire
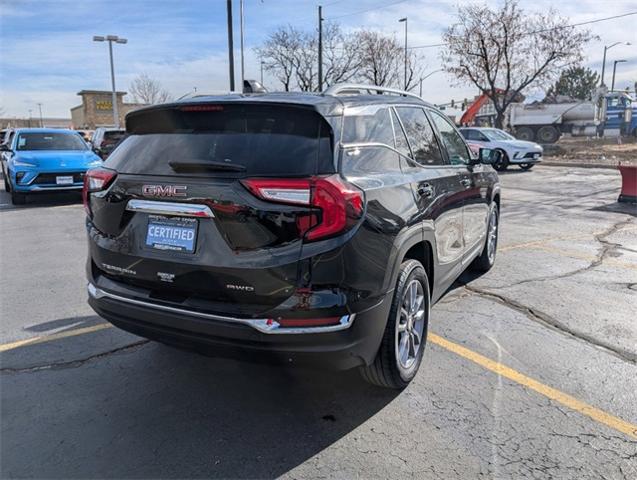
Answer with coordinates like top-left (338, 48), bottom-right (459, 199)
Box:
top-left (516, 126), bottom-right (535, 142)
top-left (472, 202), bottom-right (499, 272)
top-left (537, 126), bottom-right (560, 144)
top-left (519, 163), bottom-right (534, 170)
top-left (11, 191), bottom-right (26, 205)
top-left (493, 149), bottom-right (508, 171)
top-left (2, 169), bottom-right (10, 192)
top-left (360, 259), bottom-right (430, 389)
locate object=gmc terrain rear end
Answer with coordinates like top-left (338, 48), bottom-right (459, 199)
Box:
top-left (86, 85), bottom-right (501, 388)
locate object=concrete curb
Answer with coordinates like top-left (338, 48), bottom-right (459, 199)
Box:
top-left (540, 160), bottom-right (620, 170)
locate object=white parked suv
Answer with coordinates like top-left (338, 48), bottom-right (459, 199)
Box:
top-left (459, 127), bottom-right (542, 171)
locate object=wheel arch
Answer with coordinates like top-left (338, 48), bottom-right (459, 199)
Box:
top-left (402, 240), bottom-right (434, 298)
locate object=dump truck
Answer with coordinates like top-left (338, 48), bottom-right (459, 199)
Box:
top-left (507, 89), bottom-right (637, 143)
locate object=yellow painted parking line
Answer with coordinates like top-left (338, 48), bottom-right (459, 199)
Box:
top-left (531, 245), bottom-right (637, 271)
top-left (499, 233), bottom-right (603, 252)
top-left (499, 225), bottom-right (637, 253)
top-left (2, 320), bottom-right (635, 439)
top-left (0, 323), bottom-right (113, 353)
top-left (429, 333), bottom-right (637, 439)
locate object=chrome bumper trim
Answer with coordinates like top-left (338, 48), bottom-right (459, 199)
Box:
top-left (87, 283), bottom-right (355, 334)
top-left (28, 185), bottom-right (84, 191)
top-left (126, 199), bottom-right (214, 218)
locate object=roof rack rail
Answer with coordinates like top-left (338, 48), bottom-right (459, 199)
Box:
top-left (323, 83), bottom-right (422, 100)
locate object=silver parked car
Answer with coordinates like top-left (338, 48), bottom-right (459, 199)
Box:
top-left (459, 127), bottom-right (542, 171)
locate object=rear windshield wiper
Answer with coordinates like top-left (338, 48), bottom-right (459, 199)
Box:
top-left (169, 160), bottom-right (247, 173)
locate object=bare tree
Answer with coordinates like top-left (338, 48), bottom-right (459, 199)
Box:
top-left (352, 30), bottom-right (401, 87)
top-left (322, 23), bottom-right (362, 88)
top-left (255, 26), bottom-right (301, 92)
top-left (441, 0), bottom-right (593, 127)
top-left (292, 30), bottom-right (318, 92)
top-left (129, 73), bottom-right (172, 105)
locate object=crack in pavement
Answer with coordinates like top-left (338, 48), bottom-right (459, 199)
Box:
top-left (492, 219), bottom-right (635, 289)
top-left (464, 285), bottom-right (637, 364)
top-left (0, 340), bottom-right (149, 374)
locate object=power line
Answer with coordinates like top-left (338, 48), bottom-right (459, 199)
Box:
top-left (326, 0), bottom-right (409, 20)
top-left (409, 11), bottom-right (637, 50)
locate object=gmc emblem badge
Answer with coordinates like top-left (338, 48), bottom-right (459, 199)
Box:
top-left (142, 185), bottom-right (187, 197)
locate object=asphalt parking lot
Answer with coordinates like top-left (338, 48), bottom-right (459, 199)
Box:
top-left (1, 165), bottom-right (636, 479)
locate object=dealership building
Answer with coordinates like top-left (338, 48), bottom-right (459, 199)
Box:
top-left (70, 90), bottom-right (146, 129)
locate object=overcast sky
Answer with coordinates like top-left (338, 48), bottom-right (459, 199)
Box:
top-left (1, 0), bottom-right (636, 118)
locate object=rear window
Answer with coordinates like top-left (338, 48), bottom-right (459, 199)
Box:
top-left (103, 131), bottom-right (126, 143)
top-left (107, 104), bottom-right (334, 176)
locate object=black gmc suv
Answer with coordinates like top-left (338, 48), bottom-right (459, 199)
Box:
top-left (84, 84), bottom-right (500, 389)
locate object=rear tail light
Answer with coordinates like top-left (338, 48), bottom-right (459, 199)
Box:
top-left (83, 167), bottom-right (117, 216)
top-left (242, 175), bottom-right (364, 241)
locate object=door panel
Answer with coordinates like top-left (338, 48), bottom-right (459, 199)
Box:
top-left (457, 166), bottom-right (490, 264)
top-left (392, 106), bottom-right (465, 292)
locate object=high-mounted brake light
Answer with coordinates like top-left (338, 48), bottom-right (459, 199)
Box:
top-left (179, 105), bottom-right (224, 112)
top-left (241, 175), bottom-right (364, 242)
top-left (83, 167), bottom-right (117, 216)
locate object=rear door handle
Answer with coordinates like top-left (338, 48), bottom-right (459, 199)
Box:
top-left (417, 184), bottom-right (434, 198)
top-left (460, 178), bottom-right (472, 188)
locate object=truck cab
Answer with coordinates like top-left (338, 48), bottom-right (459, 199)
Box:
top-left (597, 91), bottom-right (636, 137)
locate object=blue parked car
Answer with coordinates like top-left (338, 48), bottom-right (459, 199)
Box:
top-left (0, 128), bottom-right (102, 205)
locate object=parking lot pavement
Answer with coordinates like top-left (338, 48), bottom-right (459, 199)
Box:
top-left (1, 166), bottom-right (636, 479)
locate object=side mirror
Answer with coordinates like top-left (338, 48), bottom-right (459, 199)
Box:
top-left (0, 143), bottom-right (12, 152)
top-left (478, 148), bottom-right (501, 165)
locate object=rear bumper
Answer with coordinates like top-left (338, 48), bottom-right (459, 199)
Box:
top-left (87, 282), bottom-right (391, 371)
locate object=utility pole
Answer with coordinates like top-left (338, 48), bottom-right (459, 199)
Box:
top-left (399, 18), bottom-right (408, 90)
top-left (260, 61), bottom-right (264, 85)
top-left (318, 5), bottom-right (323, 92)
top-left (227, 0), bottom-right (235, 91)
top-left (37, 103), bottom-right (43, 127)
top-left (240, 0), bottom-right (245, 89)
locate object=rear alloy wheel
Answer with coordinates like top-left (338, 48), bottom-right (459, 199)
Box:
top-left (519, 163), bottom-right (534, 170)
top-left (537, 126), bottom-right (560, 144)
top-left (360, 259), bottom-right (429, 389)
top-left (472, 202), bottom-right (499, 272)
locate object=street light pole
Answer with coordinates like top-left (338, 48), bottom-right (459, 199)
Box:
top-left (260, 61), bottom-right (264, 85)
top-left (93, 35), bottom-right (127, 128)
top-left (226, 0), bottom-right (235, 91)
top-left (399, 18), bottom-right (408, 90)
top-left (37, 103), bottom-right (43, 127)
top-left (601, 41), bottom-right (631, 86)
top-left (418, 69), bottom-right (443, 97)
top-left (611, 60), bottom-right (627, 91)
top-left (240, 0), bottom-right (245, 89)
top-left (318, 5), bottom-right (323, 91)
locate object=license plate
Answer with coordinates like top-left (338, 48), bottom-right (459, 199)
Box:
top-left (56, 175), bottom-right (74, 185)
top-left (145, 216), bottom-right (198, 253)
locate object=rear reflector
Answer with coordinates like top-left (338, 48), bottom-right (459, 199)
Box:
top-left (241, 175), bottom-right (364, 242)
top-left (83, 167), bottom-right (117, 216)
top-left (275, 317), bottom-right (342, 328)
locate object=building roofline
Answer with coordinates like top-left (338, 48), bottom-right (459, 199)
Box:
top-left (77, 90), bottom-right (127, 95)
